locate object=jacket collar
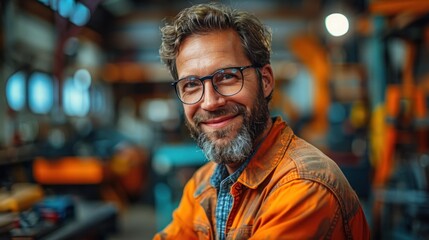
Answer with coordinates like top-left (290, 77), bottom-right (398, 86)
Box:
top-left (194, 117), bottom-right (293, 197)
top-left (237, 117), bottom-right (293, 189)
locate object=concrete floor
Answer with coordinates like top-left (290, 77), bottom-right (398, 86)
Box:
top-left (108, 204), bottom-right (158, 240)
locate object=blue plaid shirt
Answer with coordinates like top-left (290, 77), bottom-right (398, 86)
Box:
top-left (210, 158), bottom-right (251, 240)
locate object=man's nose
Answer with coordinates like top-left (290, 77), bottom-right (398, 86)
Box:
top-left (200, 80), bottom-right (226, 111)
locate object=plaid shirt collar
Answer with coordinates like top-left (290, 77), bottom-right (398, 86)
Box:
top-left (210, 156), bottom-right (251, 189)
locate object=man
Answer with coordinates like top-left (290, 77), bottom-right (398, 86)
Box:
top-left (154, 2), bottom-right (370, 239)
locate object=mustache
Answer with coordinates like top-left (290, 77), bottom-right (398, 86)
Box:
top-left (193, 104), bottom-right (245, 126)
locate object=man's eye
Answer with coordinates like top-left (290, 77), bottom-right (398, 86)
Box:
top-left (221, 68), bottom-right (240, 80)
top-left (223, 73), bottom-right (235, 80)
top-left (182, 80), bottom-right (201, 91)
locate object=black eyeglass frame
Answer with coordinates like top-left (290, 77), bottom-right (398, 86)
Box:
top-left (171, 65), bottom-right (256, 105)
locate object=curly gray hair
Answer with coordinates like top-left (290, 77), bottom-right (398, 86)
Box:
top-left (159, 2), bottom-right (272, 81)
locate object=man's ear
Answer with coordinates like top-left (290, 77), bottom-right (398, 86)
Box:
top-left (260, 64), bottom-right (275, 98)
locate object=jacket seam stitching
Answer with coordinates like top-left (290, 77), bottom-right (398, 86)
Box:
top-left (325, 205), bottom-right (341, 239)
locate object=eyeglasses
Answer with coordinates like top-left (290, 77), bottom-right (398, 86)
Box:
top-left (172, 65), bottom-right (255, 105)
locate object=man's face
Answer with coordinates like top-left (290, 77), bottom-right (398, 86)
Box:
top-left (175, 29), bottom-right (273, 165)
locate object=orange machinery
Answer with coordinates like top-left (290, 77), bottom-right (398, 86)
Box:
top-left (33, 146), bottom-right (149, 212)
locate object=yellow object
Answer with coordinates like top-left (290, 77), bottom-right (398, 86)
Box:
top-left (350, 101), bottom-right (368, 129)
top-left (369, 105), bottom-right (386, 168)
top-left (0, 183), bottom-right (44, 212)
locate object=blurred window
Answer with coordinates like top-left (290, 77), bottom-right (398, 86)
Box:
top-left (6, 71), bottom-right (26, 111)
top-left (28, 72), bottom-right (54, 114)
top-left (63, 76), bottom-right (90, 117)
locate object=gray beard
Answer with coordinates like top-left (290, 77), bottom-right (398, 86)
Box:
top-left (186, 86), bottom-right (269, 165)
top-left (197, 116), bottom-right (253, 165)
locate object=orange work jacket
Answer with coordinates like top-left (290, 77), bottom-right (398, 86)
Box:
top-left (154, 117), bottom-right (370, 239)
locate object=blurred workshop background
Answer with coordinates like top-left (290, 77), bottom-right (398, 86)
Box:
top-left (1, 0), bottom-right (429, 239)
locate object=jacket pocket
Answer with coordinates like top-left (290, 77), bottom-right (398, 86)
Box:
top-left (226, 225), bottom-right (252, 240)
top-left (194, 223), bottom-right (211, 240)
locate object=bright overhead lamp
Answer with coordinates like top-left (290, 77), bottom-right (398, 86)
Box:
top-left (325, 13), bottom-right (349, 37)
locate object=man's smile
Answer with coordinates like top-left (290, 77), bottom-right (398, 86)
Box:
top-left (200, 114), bottom-right (240, 130)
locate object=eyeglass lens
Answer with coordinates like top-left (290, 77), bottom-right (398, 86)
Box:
top-left (176, 67), bottom-right (244, 104)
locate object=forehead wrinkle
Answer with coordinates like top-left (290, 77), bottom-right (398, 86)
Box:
top-left (176, 30), bottom-right (248, 79)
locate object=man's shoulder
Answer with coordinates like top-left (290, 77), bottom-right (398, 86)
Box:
top-left (279, 136), bottom-right (351, 190)
top-left (287, 136), bottom-right (338, 172)
top-left (279, 136), bottom-right (360, 212)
